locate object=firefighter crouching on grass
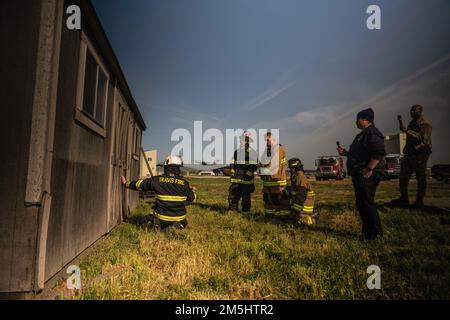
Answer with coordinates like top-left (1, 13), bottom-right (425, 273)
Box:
top-left (288, 158), bottom-right (317, 226)
top-left (121, 155), bottom-right (196, 231)
top-left (228, 131), bottom-right (258, 214)
top-left (259, 132), bottom-right (290, 215)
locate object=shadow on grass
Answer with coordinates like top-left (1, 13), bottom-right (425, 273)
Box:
top-left (307, 225), bottom-right (360, 240)
top-left (379, 202), bottom-right (450, 215)
top-left (194, 202), bottom-right (230, 214)
top-left (251, 213), bottom-right (361, 240)
top-left (194, 202), bottom-right (362, 239)
top-left (315, 203), bottom-right (355, 213)
top-left (124, 214), bottom-right (155, 230)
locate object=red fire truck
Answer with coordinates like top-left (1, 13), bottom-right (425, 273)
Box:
top-left (384, 154), bottom-right (403, 179)
top-left (315, 156), bottom-right (346, 180)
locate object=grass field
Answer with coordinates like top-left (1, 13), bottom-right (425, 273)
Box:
top-left (52, 178), bottom-right (450, 300)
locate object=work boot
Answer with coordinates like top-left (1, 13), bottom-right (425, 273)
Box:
top-left (228, 201), bottom-right (238, 212)
top-left (241, 210), bottom-right (251, 217)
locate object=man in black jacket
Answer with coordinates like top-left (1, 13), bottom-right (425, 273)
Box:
top-left (121, 155), bottom-right (196, 231)
top-left (338, 108), bottom-right (386, 240)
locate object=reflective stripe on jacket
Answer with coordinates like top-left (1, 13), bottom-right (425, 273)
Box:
top-left (290, 171), bottom-right (315, 215)
top-left (230, 146), bottom-right (258, 185)
top-left (126, 174), bottom-right (196, 221)
top-left (260, 144), bottom-right (287, 193)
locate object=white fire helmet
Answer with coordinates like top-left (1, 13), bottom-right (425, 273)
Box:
top-left (164, 155), bottom-right (184, 166)
top-left (241, 131), bottom-right (253, 142)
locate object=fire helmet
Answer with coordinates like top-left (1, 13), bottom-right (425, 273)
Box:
top-left (164, 155), bottom-right (183, 167)
top-left (288, 158), bottom-right (304, 170)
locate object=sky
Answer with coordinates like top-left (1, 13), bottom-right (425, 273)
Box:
top-left (92, 0), bottom-right (450, 169)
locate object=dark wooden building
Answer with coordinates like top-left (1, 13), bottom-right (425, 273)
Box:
top-left (0, 0), bottom-right (146, 295)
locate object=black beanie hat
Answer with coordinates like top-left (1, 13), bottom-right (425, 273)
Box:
top-left (357, 108), bottom-right (374, 122)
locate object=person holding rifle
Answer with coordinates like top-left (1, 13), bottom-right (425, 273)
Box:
top-left (392, 105), bottom-right (432, 208)
top-left (337, 108), bottom-right (386, 241)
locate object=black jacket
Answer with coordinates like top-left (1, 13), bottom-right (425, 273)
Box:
top-left (230, 146), bottom-right (258, 185)
top-left (126, 174), bottom-right (196, 221)
top-left (347, 125), bottom-right (386, 175)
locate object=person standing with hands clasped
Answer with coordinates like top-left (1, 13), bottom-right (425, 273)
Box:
top-left (337, 108), bottom-right (386, 241)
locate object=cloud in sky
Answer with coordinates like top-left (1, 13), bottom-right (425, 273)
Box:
top-left (244, 81), bottom-right (296, 112)
top-left (91, 0), bottom-right (450, 163)
top-left (217, 65), bottom-right (301, 127)
top-left (295, 105), bottom-right (345, 127)
top-left (275, 55), bottom-right (450, 169)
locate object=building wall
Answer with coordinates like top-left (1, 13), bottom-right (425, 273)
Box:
top-left (44, 0), bottom-right (143, 281)
top-left (0, 0), bottom-right (43, 293)
top-left (0, 0), bottom-right (145, 293)
top-left (140, 150), bottom-right (158, 178)
top-left (45, 20), bottom-right (110, 280)
top-left (385, 133), bottom-right (406, 155)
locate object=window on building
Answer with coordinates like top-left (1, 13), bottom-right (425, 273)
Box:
top-left (75, 33), bottom-right (110, 137)
top-left (81, 50), bottom-right (108, 125)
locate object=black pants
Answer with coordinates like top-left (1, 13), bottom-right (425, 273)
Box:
top-left (400, 154), bottom-right (429, 202)
top-left (152, 216), bottom-right (188, 231)
top-left (228, 183), bottom-right (254, 212)
top-left (352, 173), bottom-right (383, 240)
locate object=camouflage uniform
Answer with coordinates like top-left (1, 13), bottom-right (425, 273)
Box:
top-left (400, 117), bottom-right (432, 204)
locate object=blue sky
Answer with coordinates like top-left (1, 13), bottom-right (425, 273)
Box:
top-left (93, 0), bottom-right (450, 168)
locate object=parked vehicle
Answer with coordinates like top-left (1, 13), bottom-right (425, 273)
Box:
top-left (315, 156), bottom-right (346, 180)
top-left (384, 154), bottom-right (403, 179)
top-left (431, 164), bottom-right (450, 183)
top-left (198, 171), bottom-right (216, 176)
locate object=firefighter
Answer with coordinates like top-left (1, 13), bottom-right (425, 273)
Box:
top-left (259, 132), bottom-right (289, 215)
top-left (288, 158), bottom-right (317, 226)
top-left (121, 155), bottom-right (196, 231)
top-left (228, 131), bottom-right (258, 213)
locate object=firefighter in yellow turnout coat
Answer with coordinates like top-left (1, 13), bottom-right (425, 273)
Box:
top-left (288, 158), bottom-right (317, 225)
top-left (259, 132), bottom-right (290, 215)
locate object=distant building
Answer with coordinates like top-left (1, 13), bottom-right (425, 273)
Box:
top-left (141, 150), bottom-right (158, 178)
top-left (385, 133), bottom-right (406, 155)
top-left (0, 0), bottom-right (146, 296)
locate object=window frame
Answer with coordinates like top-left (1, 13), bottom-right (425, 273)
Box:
top-left (75, 32), bottom-right (110, 138)
top-left (133, 125), bottom-right (141, 160)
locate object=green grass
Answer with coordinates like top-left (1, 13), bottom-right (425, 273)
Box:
top-left (55, 178), bottom-right (450, 300)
